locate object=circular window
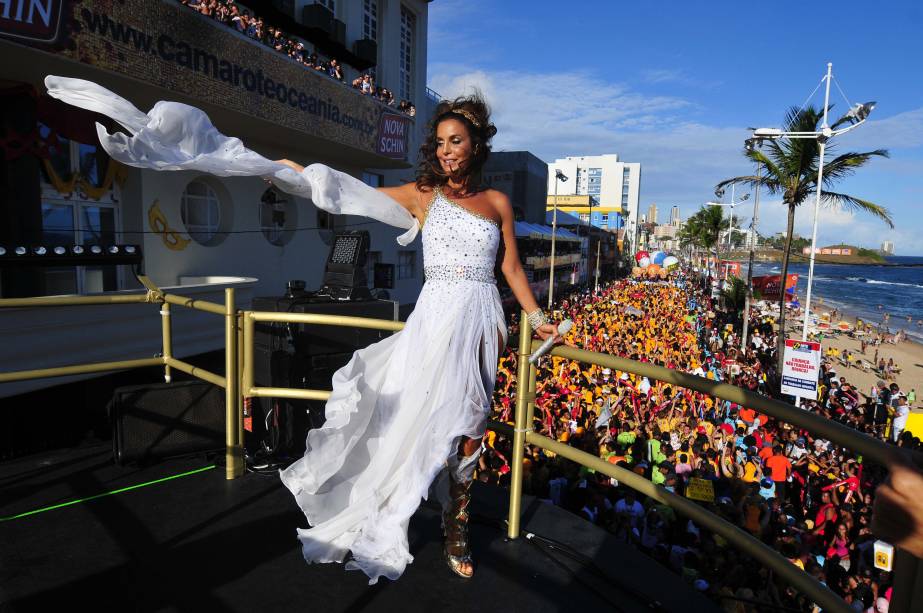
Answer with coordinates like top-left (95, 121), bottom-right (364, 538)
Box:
top-left (181, 180), bottom-right (225, 246)
top-left (259, 188), bottom-right (296, 246)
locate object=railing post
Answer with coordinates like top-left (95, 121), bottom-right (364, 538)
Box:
top-left (507, 309), bottom-right (533, 539)
top-left (242, 311), bottom-right (254, 399)
top-left (237, 312), bottom-right (245, 452)
top-left (224, 288), bottom-right (242, 479)
top-left (160, 302), bottom-right (172, 383)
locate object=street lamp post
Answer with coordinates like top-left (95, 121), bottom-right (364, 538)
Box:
top-left (741, 140), bottom-right (763, 352)
top-left (705, 192), bottom-right (749, 279)
top-left (750, 62), bottom-right (875, 342)
top-left (548, 169), bottom-right (568, 309)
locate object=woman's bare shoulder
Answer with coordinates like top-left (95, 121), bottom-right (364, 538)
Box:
top-left (378, 182), bottom-right (433, 218)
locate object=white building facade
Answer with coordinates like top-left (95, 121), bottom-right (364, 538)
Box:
top-left (546, 154), bottom-right (641, 254)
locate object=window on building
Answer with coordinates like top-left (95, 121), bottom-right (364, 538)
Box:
top-left (363, 0), bottom-right (378, 40)
top-left (367, 250), bottom-right (382, 286)
top-left (40, 201), bottom-right (118, 295)
top-left (397, 250), bottom-right (415, 279)
top-left (601, 213), bottom-right (609, 225)
top-left (259, 187), bottom-right (291, 246)
top-left (399, 6), bottom-right (416, 102)
top-left (181, 180), bottom-right (222, 245)
top-left (579, 213), bottom-right (590, 223)
top-left (362, 172), bottom-right (383, 187)
top-left (317, 0), bottom-right (335, 14)
top-left (37, 123), bottom-right (121, 295)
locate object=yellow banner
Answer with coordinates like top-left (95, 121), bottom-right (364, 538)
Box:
top-left (685, 478), bottom-right (715, 502)
top-left (546, 195), bottom-right (591, 206)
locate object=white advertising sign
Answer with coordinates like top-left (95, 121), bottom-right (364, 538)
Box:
top-left (781, 339), bottom-right (822, 400)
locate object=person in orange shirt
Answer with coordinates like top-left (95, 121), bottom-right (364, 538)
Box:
top-left (764, 445), bottom-right (793, 501)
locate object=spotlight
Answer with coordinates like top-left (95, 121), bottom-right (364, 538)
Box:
top-left (54, 246), bottom-right (66, 255)
top-left (15, 246), bottom-right (26, 255)
top-left (72, 245), bottom-right (85, 255)
top-left (124, 245), bottom-right (137, 254)
top-left (33, 246), bottom-right (47, 255)
top-left (107, 245), bottom-right (120, 254)
top-left (90, 245), bottom-right (102, 254)
top-left (0, 247), bottom-right (5, 256)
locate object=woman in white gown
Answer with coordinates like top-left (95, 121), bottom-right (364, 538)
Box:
top-left (273, 95), bottom-right (565, 582)
top-left (40, 76), bottom-right (565, 584)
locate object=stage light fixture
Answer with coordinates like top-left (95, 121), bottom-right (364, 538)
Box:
top-left (1, 244), bottom-right (143, 268)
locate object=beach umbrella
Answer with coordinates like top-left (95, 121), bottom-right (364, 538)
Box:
top-left (837, 321), bottom-right (852, 331)
top-left (651, 251), bottom-right (666, 265)
top-left (634, 250), bottom-right (650, 263)
top-left (638, 256), bottom-right (651, 268)
top-left (663, 256), bottom-right (679, 270)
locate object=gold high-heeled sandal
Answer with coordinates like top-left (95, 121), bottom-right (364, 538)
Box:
top-left (442, 477), bottom-right (474, 578)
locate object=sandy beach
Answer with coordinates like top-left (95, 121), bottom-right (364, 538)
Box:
top-left (794, 305), bottom-right (921, 400)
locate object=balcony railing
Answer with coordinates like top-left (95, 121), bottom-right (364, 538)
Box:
top-left (1, 294), bottom-right (920, 612)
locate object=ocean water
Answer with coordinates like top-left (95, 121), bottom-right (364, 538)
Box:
top-left (748, 256), bottom-right (923, 342)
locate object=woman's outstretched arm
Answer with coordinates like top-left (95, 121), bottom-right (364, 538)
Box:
top-left (273, 158), bottom-right (420, 217)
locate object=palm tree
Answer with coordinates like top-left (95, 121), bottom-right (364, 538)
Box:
top-left (716, 105), bottom-right (892, 375)
top-left (679, 205), bottom-right (725, 274)
top-left (722, 276), bottom-right (748, 317)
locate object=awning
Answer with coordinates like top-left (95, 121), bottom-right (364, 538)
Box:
top-left (514, 221), bottom-right (581, 242)
top-left (545, 210), bottom-right (583, 226)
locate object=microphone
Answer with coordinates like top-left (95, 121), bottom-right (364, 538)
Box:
top-left (528, 319), bottom-right (573, 365)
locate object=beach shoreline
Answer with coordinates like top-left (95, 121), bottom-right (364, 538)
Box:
top-left (777, 301), bottom-right (923, 409)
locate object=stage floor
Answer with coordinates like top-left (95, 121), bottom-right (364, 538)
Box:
top-left (0, 444), bottom-right (718, 612)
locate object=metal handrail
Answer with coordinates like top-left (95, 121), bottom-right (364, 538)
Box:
top-left (0, 288), bottom-right (241, 478)
top-left (503, 309), bottom-right (917, 613)
top-left (2, 298), bottom-right (918, 608)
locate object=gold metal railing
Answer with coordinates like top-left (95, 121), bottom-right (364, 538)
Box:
top-left (2, 297), bottom-right (920, 610)
top-left (499, 309), bottom-right (919, 613)
top-left (0, 279), bottom-right (244, 479)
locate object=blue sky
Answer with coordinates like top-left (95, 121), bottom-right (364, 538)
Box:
top-left (426, 0), bottom-right (923, 255)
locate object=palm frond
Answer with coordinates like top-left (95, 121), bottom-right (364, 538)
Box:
top-left (820, 149), bottom-right (889, 186)
top-left (820, 190), bottom-right (894, 228)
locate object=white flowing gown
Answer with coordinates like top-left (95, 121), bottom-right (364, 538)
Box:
top-left (43, 76), bottom-right (509, 584)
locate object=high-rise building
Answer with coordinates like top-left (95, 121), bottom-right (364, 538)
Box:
top-left (546, 154), bottom-right (641, 253)
top-left (881, 241), bottom-right (895, 255)
top-left (670, 206), bottom-right (681, 227)
top-left (647, 203), bottom-right (658, 225)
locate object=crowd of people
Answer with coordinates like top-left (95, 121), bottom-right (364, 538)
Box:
top-left (179, 0), bottom-right (416, 115)
top-left (481, 270), bottom-right (920, 612)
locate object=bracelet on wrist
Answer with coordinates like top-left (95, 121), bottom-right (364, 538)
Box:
top-left (526, 308), bottom-right (549, 331)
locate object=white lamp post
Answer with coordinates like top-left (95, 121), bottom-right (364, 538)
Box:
top-left (548, 169), bottom-right (568, 309)
top-left (749, 62), bottom-right (876, 341)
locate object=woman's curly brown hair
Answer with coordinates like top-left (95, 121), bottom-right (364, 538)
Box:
top-left (415, 91), bottom-right (498, 193)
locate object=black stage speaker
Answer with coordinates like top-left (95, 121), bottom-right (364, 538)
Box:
top-left (251, 296), bottom-right (397, 369)
top-left (109, 380), bottom-right (225, 465)
top-left (248, 297), bottom-right (397, 457)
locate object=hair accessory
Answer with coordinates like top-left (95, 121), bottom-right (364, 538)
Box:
top-left (450, 108), bottom-right (481, 128)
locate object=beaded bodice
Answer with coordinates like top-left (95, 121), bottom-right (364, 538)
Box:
top-left (421, 187), bottom-right (501, 282)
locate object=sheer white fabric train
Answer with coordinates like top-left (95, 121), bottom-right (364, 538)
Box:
top-left (42, 75), bottom-right (419, 246)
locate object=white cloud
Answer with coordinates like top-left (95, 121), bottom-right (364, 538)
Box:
top-left (427, 65), bottom-right (923, 254)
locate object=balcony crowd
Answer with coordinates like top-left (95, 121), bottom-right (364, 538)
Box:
top-left (180, 0), bottom-right (416, 116)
